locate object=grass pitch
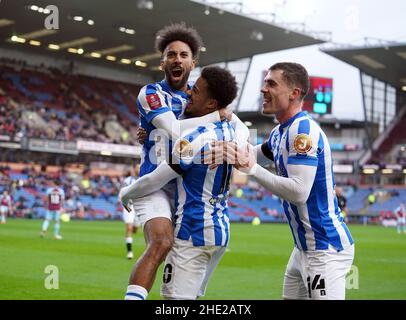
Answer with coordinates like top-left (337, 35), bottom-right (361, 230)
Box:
top-left (0, 219), bottom-right (405, 300)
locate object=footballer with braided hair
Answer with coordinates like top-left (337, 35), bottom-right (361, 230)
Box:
top-left (121, 23), bottom-right (249, 300)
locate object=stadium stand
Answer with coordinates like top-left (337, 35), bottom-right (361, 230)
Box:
top-left (0, 58), bottom-right (142, 145)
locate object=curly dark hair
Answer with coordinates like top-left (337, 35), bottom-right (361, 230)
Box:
top-left (270, 62), bottom-right (309, 100)
top-left (201, 66), bottom-right (238, 108)
top-left (155, 22), bottom-right (203, 59)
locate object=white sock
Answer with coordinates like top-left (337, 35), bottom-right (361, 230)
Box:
top-left (126, 237), bottom-right (133, 244)
top-left (125, 285), bottom-right (148, 300)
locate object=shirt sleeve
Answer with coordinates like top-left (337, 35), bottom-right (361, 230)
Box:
top-left (230, 114), bottom-right (250, 147)
top-left (248, 121), bottom-right (320, 205)
top-left (137, 84), bottom-right (171, 124)
top-left (250, 162), bottom-right (317, 205)
top-left (151, 111), bottom-right (220, 141)
top-left (286, 118), bottom-right (320, 167)
top-left (119, 161), bottom-right (180, 203)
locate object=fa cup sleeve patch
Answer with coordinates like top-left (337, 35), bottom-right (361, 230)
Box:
top-left (146, 93), bottom-right (162, 110)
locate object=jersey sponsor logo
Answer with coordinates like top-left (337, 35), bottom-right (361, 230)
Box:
top-left (293, 134), bottom-right (312, 154)
top-left (209, 194), bottom-right (228, 206)
top-left (146, 93), bottom-right (162, 110)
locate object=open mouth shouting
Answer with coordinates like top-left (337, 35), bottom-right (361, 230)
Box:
top-left (171, 67), bottom-right (184, 82)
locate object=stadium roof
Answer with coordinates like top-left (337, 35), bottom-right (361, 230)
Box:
top-left (322, 43), bottom-right (406, 90)
top-left (0, 0), bottom-right (323, 79)
top-left (238, 112), bottom-right (366, 128)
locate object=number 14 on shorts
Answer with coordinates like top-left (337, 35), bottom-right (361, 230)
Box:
top-left (307, 274), bottom-right (326, 298)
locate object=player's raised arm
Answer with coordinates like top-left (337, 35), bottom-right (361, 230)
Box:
top-left (151, 109), bottom-right (224, 141)
top-left (137, 84), bottom-right (224, 141)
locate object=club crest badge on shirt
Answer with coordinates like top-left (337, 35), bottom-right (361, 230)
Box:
top-left (293, 134), bottom-right (312, 154)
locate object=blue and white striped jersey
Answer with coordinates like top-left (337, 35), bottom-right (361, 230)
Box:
top-left (266, 111), bottom-right (354, 252)
top-left (137, 80), bottom-right (192, 177)
top-left (172, 121), bottom-right (235, 247)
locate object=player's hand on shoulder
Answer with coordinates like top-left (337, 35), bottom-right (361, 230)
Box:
top-left (218, 106), bottom-right (233, 122)
top-left (136, 127), bottom-right (147, 145)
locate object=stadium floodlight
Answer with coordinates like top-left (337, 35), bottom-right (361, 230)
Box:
top-left (250, 30), bottom-right (263, 41)
top-left (125, 28), bottom-right (135, 35)
top-left (106, 55), bottom-right (117, 61)
top-left (29, 40), bottom-right (41, 46)
top-left (38, 7), bottom-right (44, 13)
top-left (68, 48), bottom-right (78, 53)
top-left (135, 60), bottom-right (147, 67)
top-left (43, 8), bottom-right (50, 14)
top-left (77, 48), bottom-right (84, 54)
top-left (11, 36), bottom-right (26, 43)
top-left (120, 58), bottom-right (131, 64)
top-left (244, 121), bottom-right (252, 127)
top-left (204, 6), bottom-right (210, 15)
top-left (87, 20), bottom-right (95, 26)
top-left (200, 46), bottom-right (207, 52)
top-left (73, 16), bottom-right (83, 22)
top-left (48, 44), bottom-right (60, 50)
top-left (401, 86), bottom-right (406, 92)
top-left (90, 52), bottom-right (101, 58)
top-left (30, 5), bottom-right (39, 11)
top-left (137, 0), bottom-right (154, 10)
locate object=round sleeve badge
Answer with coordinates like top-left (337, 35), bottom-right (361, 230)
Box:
top-left (174, 139), bottom-right (193, 159)
top-left (293, 134), bottom-right (312, 154)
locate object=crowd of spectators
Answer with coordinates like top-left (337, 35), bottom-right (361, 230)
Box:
top-left (0, 163), bottom-right (128, 220)
top-left (0, 58), bottom-right (141, 145)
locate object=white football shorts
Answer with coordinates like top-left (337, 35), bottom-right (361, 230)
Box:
top-left (122, 206), bottom-right (142, 227)
top-left (131, 184), bottom-right (176, 228)
top-left (283, 244), bottom-right (354, 300)
top-left (160, 238), bottom-right (226, 300)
